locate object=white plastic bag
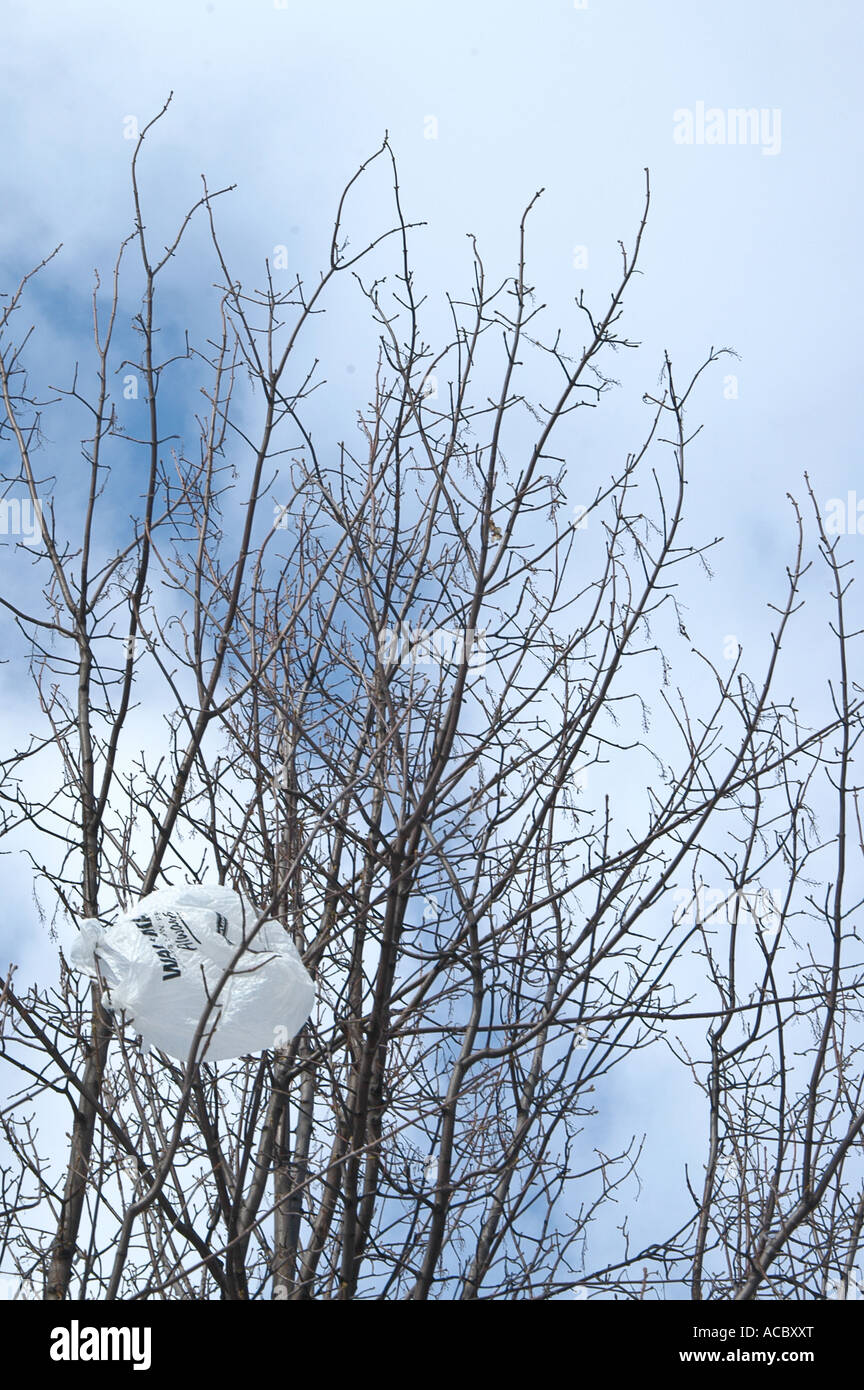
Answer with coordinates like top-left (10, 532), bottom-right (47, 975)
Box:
top-left (70, 884), bottom-right (315, 1062)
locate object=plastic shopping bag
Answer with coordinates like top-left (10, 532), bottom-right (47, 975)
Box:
top-left (70, 884), bottom-right (315, 1062)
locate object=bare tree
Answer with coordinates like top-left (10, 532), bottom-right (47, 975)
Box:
top-left (1, 99), bottom-right (862, 1301)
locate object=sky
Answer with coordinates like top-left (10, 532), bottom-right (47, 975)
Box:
top-left (1, 0), bottom-right (862, 1296)
top-left (2, 0), bottom-right (861, 629)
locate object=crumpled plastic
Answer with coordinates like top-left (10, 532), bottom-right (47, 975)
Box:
top-left (70, 883), bottom-right (315, 1062)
